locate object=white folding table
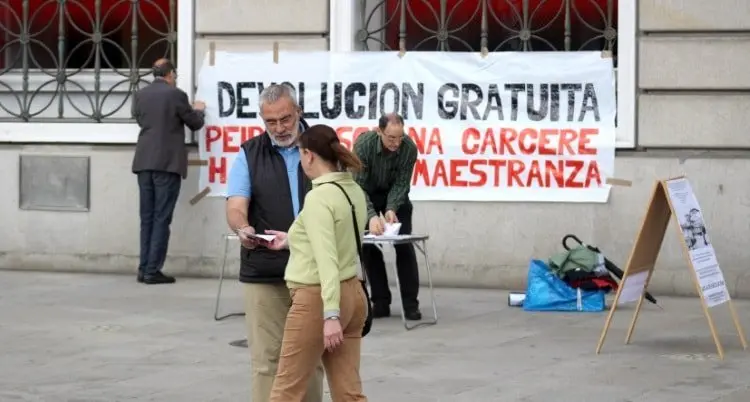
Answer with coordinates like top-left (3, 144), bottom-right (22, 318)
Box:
top-left (214, 233), bottom-right (440, 331)
top-left (362, 234), bottom-right (438, 331)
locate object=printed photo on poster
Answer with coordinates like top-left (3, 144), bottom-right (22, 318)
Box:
top-left (680, 208), bottom-right (710, 251)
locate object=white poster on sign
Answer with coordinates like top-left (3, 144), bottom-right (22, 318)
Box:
top-left (195, 51), bottom-right (617, 203)
top-left (665, 178), bottom-right (730, 308)
top-left (617, 270), bottom-right (649, 305)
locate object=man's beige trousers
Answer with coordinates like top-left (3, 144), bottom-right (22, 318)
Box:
top-left (243, 283), bottom-right (324, 402)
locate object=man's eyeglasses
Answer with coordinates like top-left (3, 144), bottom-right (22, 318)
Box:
top-left (382, 133), bottom-right (403, 143)
top-left (263, 113), bottom-right (296, 130)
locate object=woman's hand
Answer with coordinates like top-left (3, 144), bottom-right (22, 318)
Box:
top-left (264, 230), bottom-right (288, 250)
top-left (323, 318), bottom-right (344, 352)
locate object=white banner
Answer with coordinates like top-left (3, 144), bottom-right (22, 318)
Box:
top-left (196, 51), bottom-right (617, 202)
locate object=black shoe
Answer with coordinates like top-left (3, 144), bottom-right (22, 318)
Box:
top-left (142, 272), bottom-right (176, 285)
top-left (137, 272), bottom-right (144, 283)
top-left (404, 308), bottom-right (422, 321)
top-left (372, 304), bottom-right (390, 318)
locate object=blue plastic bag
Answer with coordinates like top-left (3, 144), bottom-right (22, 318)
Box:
top-left (523, 259), bottom-right (606, 312)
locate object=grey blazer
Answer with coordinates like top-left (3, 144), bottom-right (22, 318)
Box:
top-left (131, 79), bottom-right (205, 179)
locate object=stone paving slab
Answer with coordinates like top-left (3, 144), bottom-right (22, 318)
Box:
top-left (1, 271), bottom-right (749, 401)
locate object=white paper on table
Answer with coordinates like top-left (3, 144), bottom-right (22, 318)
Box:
top-left (618, 270), bottom-right (649, 305)
top-left (364, 234), bottom-right (412, 240)
top-left (383, 223), bottom-right (402, 236)
top-left (364, 223), bottom-right (403, 239)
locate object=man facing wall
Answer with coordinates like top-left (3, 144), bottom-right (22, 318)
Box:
top-left (132, 58), bottom-right (206, 285)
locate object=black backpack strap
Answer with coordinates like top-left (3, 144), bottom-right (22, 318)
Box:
top-left (325, 182), bottom-right (367, 285)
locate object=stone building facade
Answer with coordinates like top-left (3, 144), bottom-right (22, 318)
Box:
top-left (1, 1), bottom-right (749, 297)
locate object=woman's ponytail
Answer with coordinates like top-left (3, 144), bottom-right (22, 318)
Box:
top-left (299, 124), bottom-right (365, 172)
top-left (331, 142), bottom-right (363, 172)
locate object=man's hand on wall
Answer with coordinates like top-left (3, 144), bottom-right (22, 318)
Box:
top-left (192, 100), bottom-right (206, 111)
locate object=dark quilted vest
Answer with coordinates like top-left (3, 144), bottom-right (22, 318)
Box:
top-left (239, 127), bottom-right (311, 283)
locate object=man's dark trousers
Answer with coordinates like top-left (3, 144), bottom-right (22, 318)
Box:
top-left (361, 194), bottom-right (420, 311)
top-left (137, 170), bottom-right (181, 276)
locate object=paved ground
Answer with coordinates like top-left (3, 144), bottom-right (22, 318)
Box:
top-left (1, 271), bottom-right (750, 401)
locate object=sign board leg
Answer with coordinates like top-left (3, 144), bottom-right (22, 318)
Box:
top-left (624, 268), bottom-right (655, 344)
top-left (728, 300), bottom-right (748, 350)
top-left (698, 290), bottom-right (725, 360)
top-left (596, 281), bottom-right (625, 354)
top-left (624, 294), bottom-right (645, 344)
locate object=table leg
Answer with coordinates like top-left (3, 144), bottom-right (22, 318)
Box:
top-left (382, 243), bottom-right (410, 330)
top-left (404, 240), bottom-right (438, 330)
top-left (214, 235), bottom-right (245, 321)
top-left (419, 240), bottom-right (438, 325)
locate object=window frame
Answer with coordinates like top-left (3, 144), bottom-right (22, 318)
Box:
top-left (0, 0), bottom-right (195, 144)
top-left (329, 0), bottom-right (637, 149)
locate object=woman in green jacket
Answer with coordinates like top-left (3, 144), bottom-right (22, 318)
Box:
top-left (265, 124), bottom-right (369, 402)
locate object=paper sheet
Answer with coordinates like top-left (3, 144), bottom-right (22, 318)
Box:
top-left (617, 271), bottom-right (649, 305)
top-left (384, 223), bottom-right (402, 236)
top-left (665, 178), bottom-right (730, 308)
top-left (364, 234), bottom-right (412, 240)
top-left (364, 222), bottom-right (402, 239)
top-left (250, 234), bottom-right (276, 242)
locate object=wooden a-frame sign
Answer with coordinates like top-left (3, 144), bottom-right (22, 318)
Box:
top-left (596, 176), bottom-right (747, 360)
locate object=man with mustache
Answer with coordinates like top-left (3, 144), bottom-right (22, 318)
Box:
top-left (225, 83), bottom-right (324, 402)
top-left (353, 113), bottom-right (422, 321)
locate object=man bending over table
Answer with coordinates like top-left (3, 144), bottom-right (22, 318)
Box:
top-left (353, 113), bottom-right (422, 321)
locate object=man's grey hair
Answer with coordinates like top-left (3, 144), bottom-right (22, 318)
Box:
top-left (259, 83), bottom-right (299, 112)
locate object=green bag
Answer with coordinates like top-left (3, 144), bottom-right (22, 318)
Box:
top-left (548, 245), bottom-right (601, 279)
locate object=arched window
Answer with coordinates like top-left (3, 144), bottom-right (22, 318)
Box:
top-left (360, 0), bottom-right (617, 62)
top-left (352, 0), bottom-right (633, 147)
top-left (0, 0), bottom-right (176, 123)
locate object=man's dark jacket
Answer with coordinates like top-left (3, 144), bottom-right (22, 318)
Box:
top-left (239, 119), bottom-right (312, 283)
top-left (131, 79), bottom-right (205, 179)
